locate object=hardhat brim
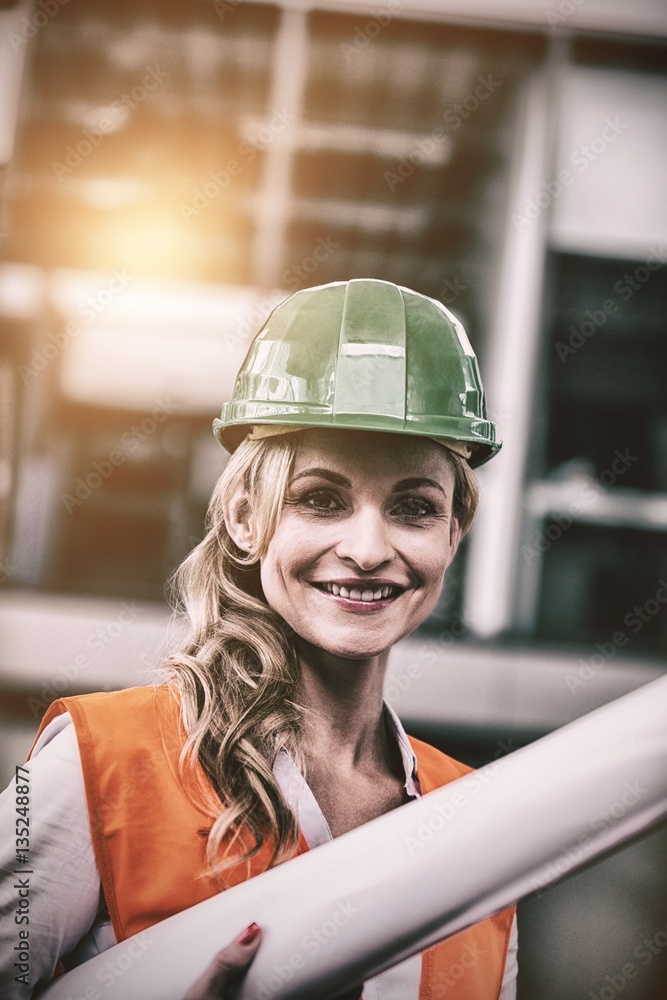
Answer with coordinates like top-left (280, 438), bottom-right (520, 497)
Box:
top-left (213, 413), bottom-right (500, 468)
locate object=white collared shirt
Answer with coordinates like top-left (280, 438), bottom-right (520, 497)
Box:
top-left (0, 705), bottom-right (517, 999)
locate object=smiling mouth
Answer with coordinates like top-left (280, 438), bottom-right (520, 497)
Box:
top-left (310, 582), bottom-right (404, 603)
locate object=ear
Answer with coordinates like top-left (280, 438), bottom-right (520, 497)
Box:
top-left (224, 483), bottom-right (255, 553)
top-left (445, 517), bottom-right (463, 569)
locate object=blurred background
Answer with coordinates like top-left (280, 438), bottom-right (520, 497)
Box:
top-left (0, 0), bottom-right (665, 996)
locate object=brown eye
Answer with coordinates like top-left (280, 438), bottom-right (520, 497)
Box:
top-left (303, 490), bottom-right (343, 512)
top-left (393, 497), bottom-right (435, 519)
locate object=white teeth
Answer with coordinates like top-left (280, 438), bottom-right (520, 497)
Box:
top-left (318, 582), bottom-right (399, 601)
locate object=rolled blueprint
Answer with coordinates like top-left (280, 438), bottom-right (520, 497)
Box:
top-left (40, 674), bottom-right (667, 1000)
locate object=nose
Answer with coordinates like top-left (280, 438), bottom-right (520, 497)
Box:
top-left (334, 505), bottom-right (395, 571)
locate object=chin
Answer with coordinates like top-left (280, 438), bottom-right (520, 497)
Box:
top-left (327, 642), bottom-right (389, 659)
top-left (304, 626), bottom-right (404, 660)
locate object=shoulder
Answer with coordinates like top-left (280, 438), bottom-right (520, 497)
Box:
top-left (406, 733), bottom-right (473, 794)
top-left (32, 685), bottom-right (183, 767)
top-left (42, 683), bottom-right (179, 732)
top-left (62, 683), bottom-right (176, 715)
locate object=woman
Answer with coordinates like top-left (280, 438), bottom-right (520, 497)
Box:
top-left (0, 278), bottom-right (517, 999)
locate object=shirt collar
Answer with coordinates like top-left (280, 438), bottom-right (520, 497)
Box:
top-left (274, 702), bottom-right (421, 850)
top-left (382, 700), bottom-right (421, 798)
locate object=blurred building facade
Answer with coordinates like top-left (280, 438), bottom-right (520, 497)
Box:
top-left (0, 2), bottom-right (666, 998)
top-left (0, 0), bottom-right (665, 650)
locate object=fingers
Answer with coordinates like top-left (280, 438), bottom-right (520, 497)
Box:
top-left (182, 923), bottom-right (363, 1000)
top-left (208, 922), bottom-right (262, 979)
top-left (182, 923), bottom-right (262, 999)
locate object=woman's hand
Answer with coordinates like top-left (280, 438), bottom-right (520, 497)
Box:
top-left (182, 921), bottom-right (363, 1000)
top-left (183, 922), bottom-right (262, 999)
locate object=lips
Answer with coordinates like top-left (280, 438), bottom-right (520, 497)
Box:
top-left (310, 581), bottom-right (404, 603)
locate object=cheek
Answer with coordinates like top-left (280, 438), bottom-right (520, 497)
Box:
top-left (259, 548), bottom-right (288, 603)
top-left (408, 532), bottom-right (453, 585)
top-left (259, 523), bottom-right (311, 599)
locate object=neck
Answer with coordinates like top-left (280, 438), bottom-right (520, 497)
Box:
top-left (294, 641), bottom-right (393, 773)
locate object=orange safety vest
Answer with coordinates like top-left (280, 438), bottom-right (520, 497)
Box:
top-left (34, 687), bottom-right (515, 1000)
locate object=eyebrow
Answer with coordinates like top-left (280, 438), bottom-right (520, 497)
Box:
top-left (392, 477), bottom-right (446, 495)
top-left (290, 468), bottom-right (351, 487)
top-left (289, 469), bottom-right (446, 495)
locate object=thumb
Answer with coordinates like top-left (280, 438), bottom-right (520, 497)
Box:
top-left (183, 923), bottom-right (262, 999)
top-left (209, 923), bottom-right (262, 979)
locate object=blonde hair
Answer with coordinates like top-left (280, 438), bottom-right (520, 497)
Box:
top-left (163, 432), bottom-right (478, 882)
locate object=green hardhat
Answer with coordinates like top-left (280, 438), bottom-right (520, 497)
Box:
top-left (213, 279), bottom-right (500, 467)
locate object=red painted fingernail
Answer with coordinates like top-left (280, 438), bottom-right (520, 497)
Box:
top-left (236, 922), bottom-right (261, 945)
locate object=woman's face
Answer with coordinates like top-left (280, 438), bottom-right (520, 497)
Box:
top-left (258, 429), bottom-right (462, 659)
